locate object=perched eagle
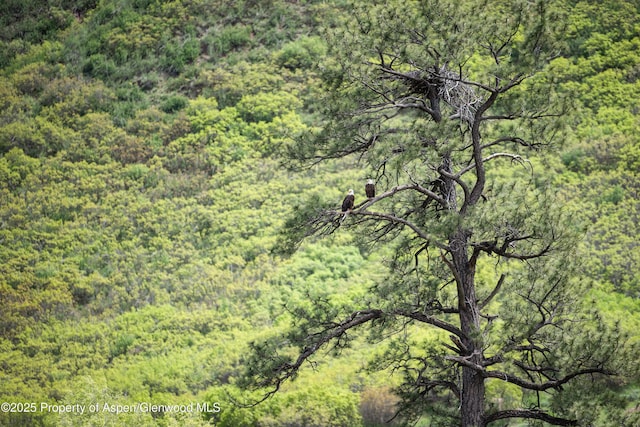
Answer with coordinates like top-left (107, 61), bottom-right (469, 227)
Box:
top-left (341, 189), bottom-right (355, 212)
top-left (365, 179), bottom-right (375, 199)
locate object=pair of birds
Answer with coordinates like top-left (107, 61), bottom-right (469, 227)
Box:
top-left (342, 179), bottom-right (375, 212)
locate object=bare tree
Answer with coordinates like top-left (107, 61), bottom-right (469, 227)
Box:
top-left (243, 1), bottom-right (633, 426)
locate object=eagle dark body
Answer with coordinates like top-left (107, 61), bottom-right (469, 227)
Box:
top-left (365, 180), bottom-right (375, 199)
top-left (342, 189), bottom-right (355, 212)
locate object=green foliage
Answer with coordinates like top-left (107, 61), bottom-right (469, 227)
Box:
top-left (160, 95), bottom-right (188, 113)
top-left (204, 24), bottom-right (253, 57)
top-left (82, 53), bottom-right (118, 79)
top-left (274, 36), bottom-right (327, 70)
top-left (266, 386), bottom-right (363, 427)
top-left (273, 194), bottom-right (338, 257)
top-left (359, 386), bottom-right (401, 426)
top-left (236, 91), bottom-right (303, 123)
top-left (0, 0), bottom-right (92, 67)
top-left (0, 0), bottom-right (639, 425)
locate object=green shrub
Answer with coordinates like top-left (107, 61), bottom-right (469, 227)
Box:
top-left (600, 185), bottom-right (624, 205)
top-left (161, 95), bottom-right (189, 113)
top-left (561, 148), bottom-right (587, 172)
top-left (275, 36), bottom-right (327, 70)
top-left (236, 91), bottom-right (302, 123)
top-left (82, 53), bottom-right (117, 79)
top-left (206, 25), bottom-right (252, 57)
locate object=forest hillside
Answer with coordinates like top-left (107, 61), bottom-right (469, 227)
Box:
top-left (1, 0), bottom-right (639, 426)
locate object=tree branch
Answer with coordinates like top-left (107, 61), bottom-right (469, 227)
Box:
top-left (353, 210), bottom-right (449, 251)
top-left (357, 183), bottom-right (448, 210)
top-left (458, 152), bottom-right (529, 177)
top-left (480, 136), bottom-right (537, 150)
top-left (479, 274), bottom-right (505, 309)
top-left (482, 108), bottom-right (565, 122)
top-left (446, 353), bottom-right (614, 400)
top-left (472, 239), bottom-right (553, 261)
top-left (484, 409), bottom-right (578, 426)
top-left (392, 309), bottom-right (465, 339)
top-left (467, 90), bottom-right (499, 204)
top-left (417, 379), bottom-right (461, 401)
top-left (258, 309), bottom-right (384, 399)
top-left (437, 166), bottom-right (471, 213)
top-left (513, 359), bottom-right (558, 375)
top-left (484, 367), bottom-right (614, 392)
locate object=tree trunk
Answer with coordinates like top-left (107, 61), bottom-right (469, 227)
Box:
top-left (461, 357), bottom-right (484, 427)
top-left (451, 229), bottom-right (484, 427)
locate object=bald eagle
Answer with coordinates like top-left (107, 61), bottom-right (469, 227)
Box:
top-left (365, 179), bottom-right (375, 199)
top-left (342, 189), bottom-right (355, 212)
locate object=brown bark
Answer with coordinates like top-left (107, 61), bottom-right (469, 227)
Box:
top-left (451, 229), bottom-right (484, 427)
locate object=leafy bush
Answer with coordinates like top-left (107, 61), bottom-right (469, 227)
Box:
top-left (561, 148), bottom-right (587, 172)
top-left (82, 53), bottom-right (118, 79)
top-left (206, 25), bottom-right (252, 57)
top-left (236, 91), bottom-right (302, 123)
top-left (275, 36), bottom-right (327, 70)
top-left (161, 95), bottom-right (189, 113)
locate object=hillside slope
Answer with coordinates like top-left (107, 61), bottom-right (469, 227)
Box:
top-left (1, 0), bottom-right (639, 426)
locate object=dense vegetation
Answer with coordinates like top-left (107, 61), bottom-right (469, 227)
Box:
top-left (0, 0), bottom-right (639, 426)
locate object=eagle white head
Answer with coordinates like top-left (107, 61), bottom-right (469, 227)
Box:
top-left (367, 179), bottom-right (374, 185)
top-left (348, 189), bottom-right (354, 195)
